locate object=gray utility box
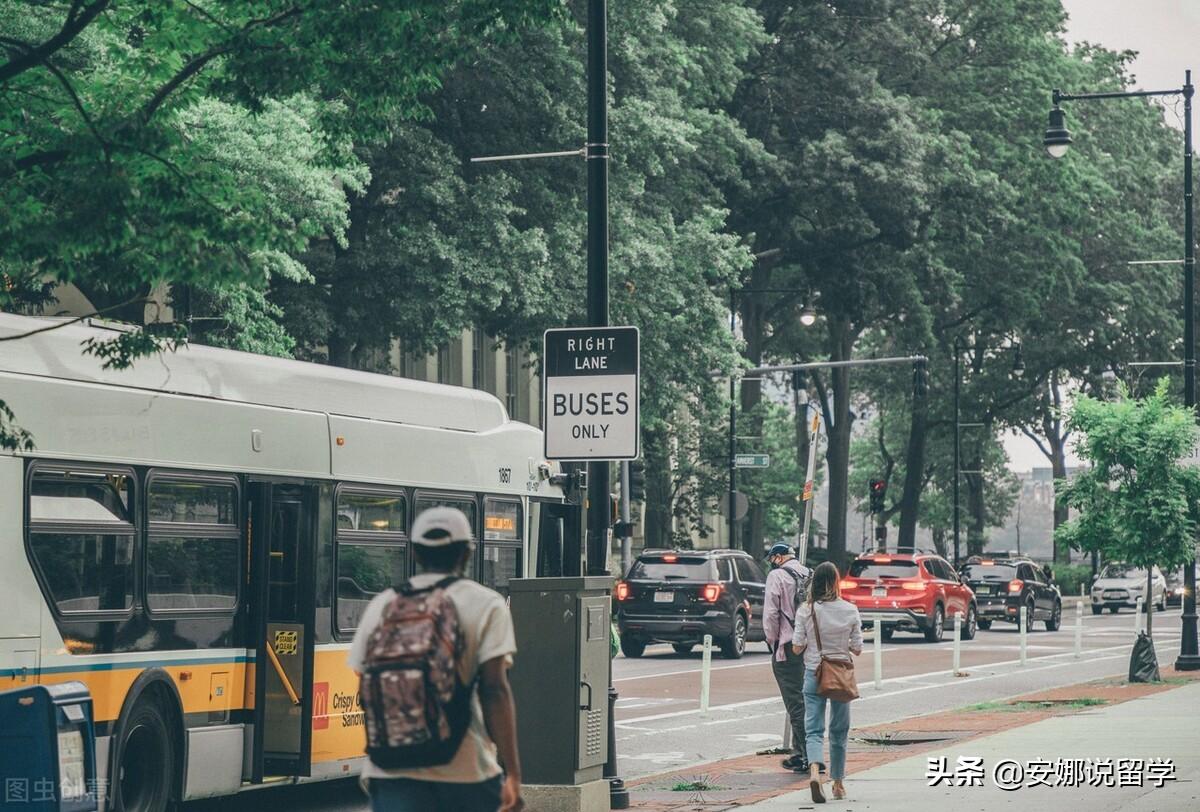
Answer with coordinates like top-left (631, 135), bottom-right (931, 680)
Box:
top-left (509, 577), bottom-right (612, 786)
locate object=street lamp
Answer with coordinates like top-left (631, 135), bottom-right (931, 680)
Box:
top-left (1043, 103), bottom-right (1072, 158)
top-left (952, 338), bottom-right (1025, 568)
top-left (800, 305), bottom-right (817, 327)
top-left (1045, 71), bottom-right (1199, 671)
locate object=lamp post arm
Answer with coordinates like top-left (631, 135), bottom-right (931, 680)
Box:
top-left (1054, 87), bottom-right (1186, 103)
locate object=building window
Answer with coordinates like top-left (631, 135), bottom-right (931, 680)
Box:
top-left (437, 343), bottom-right (451, 384)
top-left (505, 345), bottom-right (519, 417)
top-left (473, 330), bottom-right (486, 390)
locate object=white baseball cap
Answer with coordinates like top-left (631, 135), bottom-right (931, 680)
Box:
top-left (411, 506), bottom-right (475, 547)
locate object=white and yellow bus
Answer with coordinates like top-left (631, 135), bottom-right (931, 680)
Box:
top-left (0, 313), bottom-right (579, 812)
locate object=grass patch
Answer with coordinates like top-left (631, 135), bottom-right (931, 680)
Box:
top-left (671, 776), bottom-right (724, 792)
top-left (964, 698), bottom-right (1108, 713)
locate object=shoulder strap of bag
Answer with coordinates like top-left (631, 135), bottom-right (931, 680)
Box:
top-left (781, 567), bottom-right (802, 621)
top-left (810, 601), bottom-right (824, 655)
top-left (399, 574), bottom-right (460, 597)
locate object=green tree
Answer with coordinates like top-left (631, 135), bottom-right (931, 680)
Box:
top-left (1, 0), bottom-right (560, 445)
top-left (1056, 380), bottom-right (1200, 638)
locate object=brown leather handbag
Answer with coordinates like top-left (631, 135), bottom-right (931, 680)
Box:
top-left (811, 603), bottom-right (859, 702)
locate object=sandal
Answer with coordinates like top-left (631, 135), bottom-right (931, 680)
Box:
top-left (809, 763), bottom-right (826, 804)
top-left (831, 780), bottom-right (846, 800)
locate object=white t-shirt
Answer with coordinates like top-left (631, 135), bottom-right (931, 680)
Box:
top-left (347, 573), bottom-right (517, 784)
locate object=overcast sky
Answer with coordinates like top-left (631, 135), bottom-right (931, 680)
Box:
top-left (1004, 1), bottom-right (1197, 471)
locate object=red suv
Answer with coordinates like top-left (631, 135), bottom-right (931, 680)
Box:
top-left (841, 552), bottom-right (977, 642)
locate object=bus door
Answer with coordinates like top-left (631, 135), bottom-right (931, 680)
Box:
top-left (246, 481), bottom-right (316, 781)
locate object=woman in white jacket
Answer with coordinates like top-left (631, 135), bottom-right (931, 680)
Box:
top-left (792, 561), bottom-right (862, 803)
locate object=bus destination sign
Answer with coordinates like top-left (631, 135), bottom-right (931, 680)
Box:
top-left (542, 326), bottom-right (640, 461)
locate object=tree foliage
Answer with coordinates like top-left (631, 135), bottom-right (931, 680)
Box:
top-left (1055, 380), bottom-right (1200, 572)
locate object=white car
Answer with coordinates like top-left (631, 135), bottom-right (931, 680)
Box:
top-left (1091, 564), bottom-right (1166, 614)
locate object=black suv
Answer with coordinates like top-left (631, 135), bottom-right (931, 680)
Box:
top-left (960, 558), bottom-right (1061, 631)
top-left (615, 549), bottom-right (767, 659)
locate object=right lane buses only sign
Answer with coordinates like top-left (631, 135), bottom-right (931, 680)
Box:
top-left (542, 326), bottom-right (640, 461)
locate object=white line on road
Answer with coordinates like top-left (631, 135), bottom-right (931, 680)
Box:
top-left (616, 642), bottom-right (1135, 726)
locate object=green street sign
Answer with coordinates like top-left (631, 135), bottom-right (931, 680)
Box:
top-left (734, 453), bottom-right (770, 468)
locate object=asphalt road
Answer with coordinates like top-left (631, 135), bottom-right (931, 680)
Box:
top-left (186, 604), bottom-right (1186, 810)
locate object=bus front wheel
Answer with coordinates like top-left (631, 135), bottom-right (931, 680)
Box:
top-left (113, 698), bottom-right (177, 812)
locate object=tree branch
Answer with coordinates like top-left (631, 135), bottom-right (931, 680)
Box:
top-left (141, 46), bottom-right (231, 122)
top-left (0, 0), bottom-right (110, 84)
top-left (0, 296), bottom-right (151, 342)
top-left (1020, 425), bottom-right (1054, 462)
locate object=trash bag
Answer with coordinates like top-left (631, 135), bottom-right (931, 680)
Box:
top-left (1128, 631), bottom-right (1160, 683)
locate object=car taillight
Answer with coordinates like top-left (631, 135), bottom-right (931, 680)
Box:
top-left (615, 582), bottom-right (630, 601)
top-left (701, 583), bottom-right (722, 602)
top-left (839, 579), bottom-right (857, 590)
top-left (1008, 579), bottom-right (1024, 594)
top-left (902, 582), bottom-right (928, 591)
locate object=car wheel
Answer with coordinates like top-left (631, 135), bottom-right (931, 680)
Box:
top-left (1025, 599), bottom-right (1036, 629)
top-left (1045, 601), bottom-right (1061, 632)
top-left (113, 697), bottom-right (176, 812)
top-left (924, 605), bottom-right (945, 642)
top-left (1108, 606), bottom-right (1119, 614)
top-left (880, 626), bottom-right (894, 642)
top-left (977, 617), bottom-right (992, 630)
top-left (620, 637), bottom-right (646, 658)
top-left (960, 606), bottom-right (977, 640)
top-left (720, 614), bottom-right (747, 659)
top-left (1091, 605), bottom-right (1102, 615)
top-left (672, 643), bottom-right (694, 655)
top-left (1157, 599), bottom-right (1165, 612)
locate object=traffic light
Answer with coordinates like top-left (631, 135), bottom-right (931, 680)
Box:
top-left (869, 478), bottom-right (887, 513)
top-left (628, 459), bottom-right (646, 503)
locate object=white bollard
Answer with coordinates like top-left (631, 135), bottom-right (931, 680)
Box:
top-left (1135, 597), bottom-right (1144, 635)
top-left (1074, 599), bottom-right (1083, 659)
top-left (952, 612), bottom-right (962, 676)
top-left (781, 715), bottom-right (792, 752)
top-left (873, 623), bottom-right (883, 690)
top-left (700, 634), bottom-right (712, 714)
top-left (1019, 605), bottom-right (1028, 666)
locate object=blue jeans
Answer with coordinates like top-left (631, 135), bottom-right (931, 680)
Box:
top-left (369, 776), bottom-right (503, 812)
top-left (803, 667), bottom-right (851, 779)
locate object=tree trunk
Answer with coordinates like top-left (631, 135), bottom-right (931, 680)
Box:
top-left (794, 386), bottom-right (810, 550)
top-left (824, 317), bottom-right (855, 569)
top-left (738, 270), bottom-right (769, 555)
top-left (643, 426), bottom-right (672, 549)
top-left (932, 527), bottom-right (948, 559)
top-left (897, 374), bottom-right (927, 552)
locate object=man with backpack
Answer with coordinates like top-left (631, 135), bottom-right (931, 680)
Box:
top-left (763, 541), bottom-right (812, 773)
top-left (348, 506), bottom-right (524, 812)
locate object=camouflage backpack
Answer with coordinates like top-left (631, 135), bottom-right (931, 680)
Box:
top-left (360, 576), bottom-right (474, 768)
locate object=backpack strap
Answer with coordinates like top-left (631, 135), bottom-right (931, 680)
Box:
top-left (781, 567), bottom-right (802, 623)
top-left (399, 575), bottom-right (461, 597)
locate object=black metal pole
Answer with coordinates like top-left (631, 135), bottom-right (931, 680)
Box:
top-left (953, 340), bottom-right (961, 569)
top-left (587, 3), bottom-right (631, 801)
top-left (585, 0), bottom-right (610, 579)
top-left (1178, 70), bottom-right (1199, 671)
top-left (729, 288), bottom-right (737, 552)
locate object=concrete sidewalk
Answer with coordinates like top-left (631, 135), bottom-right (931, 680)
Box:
top-left (743, 681), bottom-right (1200, 811)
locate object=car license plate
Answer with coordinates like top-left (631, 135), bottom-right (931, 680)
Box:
top-left (872, 587), bottom-right (886, 597)
top-left (976, 585), bottom-right (991, 595)
top-left (654, 591), bottom-right (674, 604)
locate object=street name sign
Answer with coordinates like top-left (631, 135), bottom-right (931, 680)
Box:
top-left (543, 326), bottom-right (640, 460)
top-left (734, 454), bottom-right (770, 468)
